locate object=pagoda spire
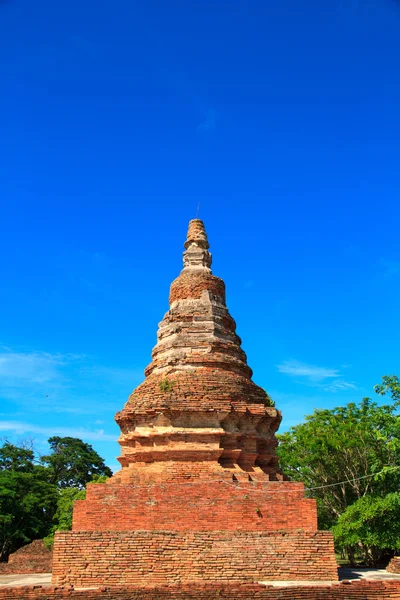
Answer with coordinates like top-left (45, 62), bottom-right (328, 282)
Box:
top-left (114, 218), bottom-right (281, 478)
top-left (182, 219), bottom-right (212, 272)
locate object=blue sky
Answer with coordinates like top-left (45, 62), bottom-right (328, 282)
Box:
top-left (1, 0), bottom-right (399, 470)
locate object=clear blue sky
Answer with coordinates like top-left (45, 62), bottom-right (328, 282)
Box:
top-left (1, 0), bottom-right (399, 470)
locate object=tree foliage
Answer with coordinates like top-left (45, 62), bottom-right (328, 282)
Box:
top-left (0, 443), bottom-right (36, 473)
top-left (0, 437), bottom-right (111, 561)
top-left (333, 493), bottom-right (400, 566)
top-left (277, 397), bottom-right (400, 524)
top-left (41, 437), bottom-right (112, 489)
top-left (43, 475), bottom-right (109, 548)
top-left (0, 444), bottom-right (58, 561)
top-left (43, 487), bottom-right (86, 549)
top-left (277, 375), bottom-right (400, 563)
top-left (374, 375), bottom-right (400, 404)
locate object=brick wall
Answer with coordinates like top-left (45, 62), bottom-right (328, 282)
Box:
top-left (2, 581), bottom-right (400, 600)
top-left (52, 530), bottom-right (337, 587)
top-left (0, 541), bottom-right (52, 574)
top-left (73, 480), bottom-right (317, 532)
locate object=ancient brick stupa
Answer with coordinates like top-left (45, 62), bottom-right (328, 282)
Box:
top-left (53, 220), bottom-right (338, 586)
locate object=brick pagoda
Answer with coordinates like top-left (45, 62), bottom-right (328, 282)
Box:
top-left (52, 220), bottom-right (338, 586)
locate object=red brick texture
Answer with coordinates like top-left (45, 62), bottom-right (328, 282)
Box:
top-left (52, 530), bottom-right (338, 587)
top-left (3, 581), bottom-right (400, 600)
top-left (72, 481), bottom-right (318, 532)
top-left (51, 220), bottom-right (340, 587)
top-left (114, 219), bottom-right (284, 478)
top-left (169, 272), bottom-right (226, 304)
top-left (0, 541), bottom-right (52, 575)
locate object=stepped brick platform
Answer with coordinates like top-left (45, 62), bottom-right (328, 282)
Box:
top-left (53, 530), bottom-right (335, 586)
top-left (0, 541), bottom-right (52, 575)
top-left (52, 219), bottom-right (338, 587)
top-left (72, 480), bottom-right (317, 531)
top-left (3, 581), bottom-right (400, 600)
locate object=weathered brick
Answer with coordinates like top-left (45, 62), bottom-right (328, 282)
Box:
top-left (2, 581), bottom-right (400, 600)
top-left (0, 541), bottom-right (52, 575)
top-left (52, 220), bottom-right (339, 587)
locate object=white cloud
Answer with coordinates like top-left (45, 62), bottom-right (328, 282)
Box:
top-left (323, 380), bottom-right (357, 392)
top-left (0, 420), bottom-right (117, 442)
top-left (276, 359), bottom-right (356, 392)
top-left (0, 346), bottom-right (134, 466)
top-left (0, 350), bottom-right (66, 385)
top-left (0, 347), bottom-right (142, 414)
top-left (277, 360), bottom-right (339, 382)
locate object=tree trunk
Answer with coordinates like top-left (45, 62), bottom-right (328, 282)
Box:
top-left (0, 539), bottom-right (11, 563)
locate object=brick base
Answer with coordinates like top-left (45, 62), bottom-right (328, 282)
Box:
top-left (3, 581), bottom-right (400, 600)
top-left (52, 530), bottom-right (338, 587)
top-left (72, 480), bottom-right (318, 532)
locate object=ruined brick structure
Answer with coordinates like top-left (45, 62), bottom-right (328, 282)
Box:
top-left (52, 219), bottom-right (338, 586)
top-left (388, 558), bottom-right (400, 574)
top-left (0, 541), bottom-right (52, 575)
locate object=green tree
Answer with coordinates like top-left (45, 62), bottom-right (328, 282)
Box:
top-left (374, 375), bottom-right (400, 404)
top-left (43, 487), bottom-right (85, 549)
top-left (41, 437), bottom-right (112, 489)
top-left (0, 437), bottom-right (112, 560)
top-left (0, 461), bottom-right (58, 561)
top-left (277, 376), bottom-right (400, 529)
top-left (333, 493), bottom-right (400, 566)
top-left (44, 475), bottom-right (108, 548)
top-left (0, 442), bottom-right (35, 472)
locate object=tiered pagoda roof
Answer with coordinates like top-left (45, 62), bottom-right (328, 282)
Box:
top-left (115, 219), bottom-right (281, 478)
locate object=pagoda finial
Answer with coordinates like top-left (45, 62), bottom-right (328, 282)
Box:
top-left (182, 219), bottom-right (212, 272)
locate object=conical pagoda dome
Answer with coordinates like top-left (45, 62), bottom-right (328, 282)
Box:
top-left (115, 220), bottom-right (282, 480)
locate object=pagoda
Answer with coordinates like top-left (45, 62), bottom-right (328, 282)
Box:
top-left (52, 220), bottom-right (338, 587)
